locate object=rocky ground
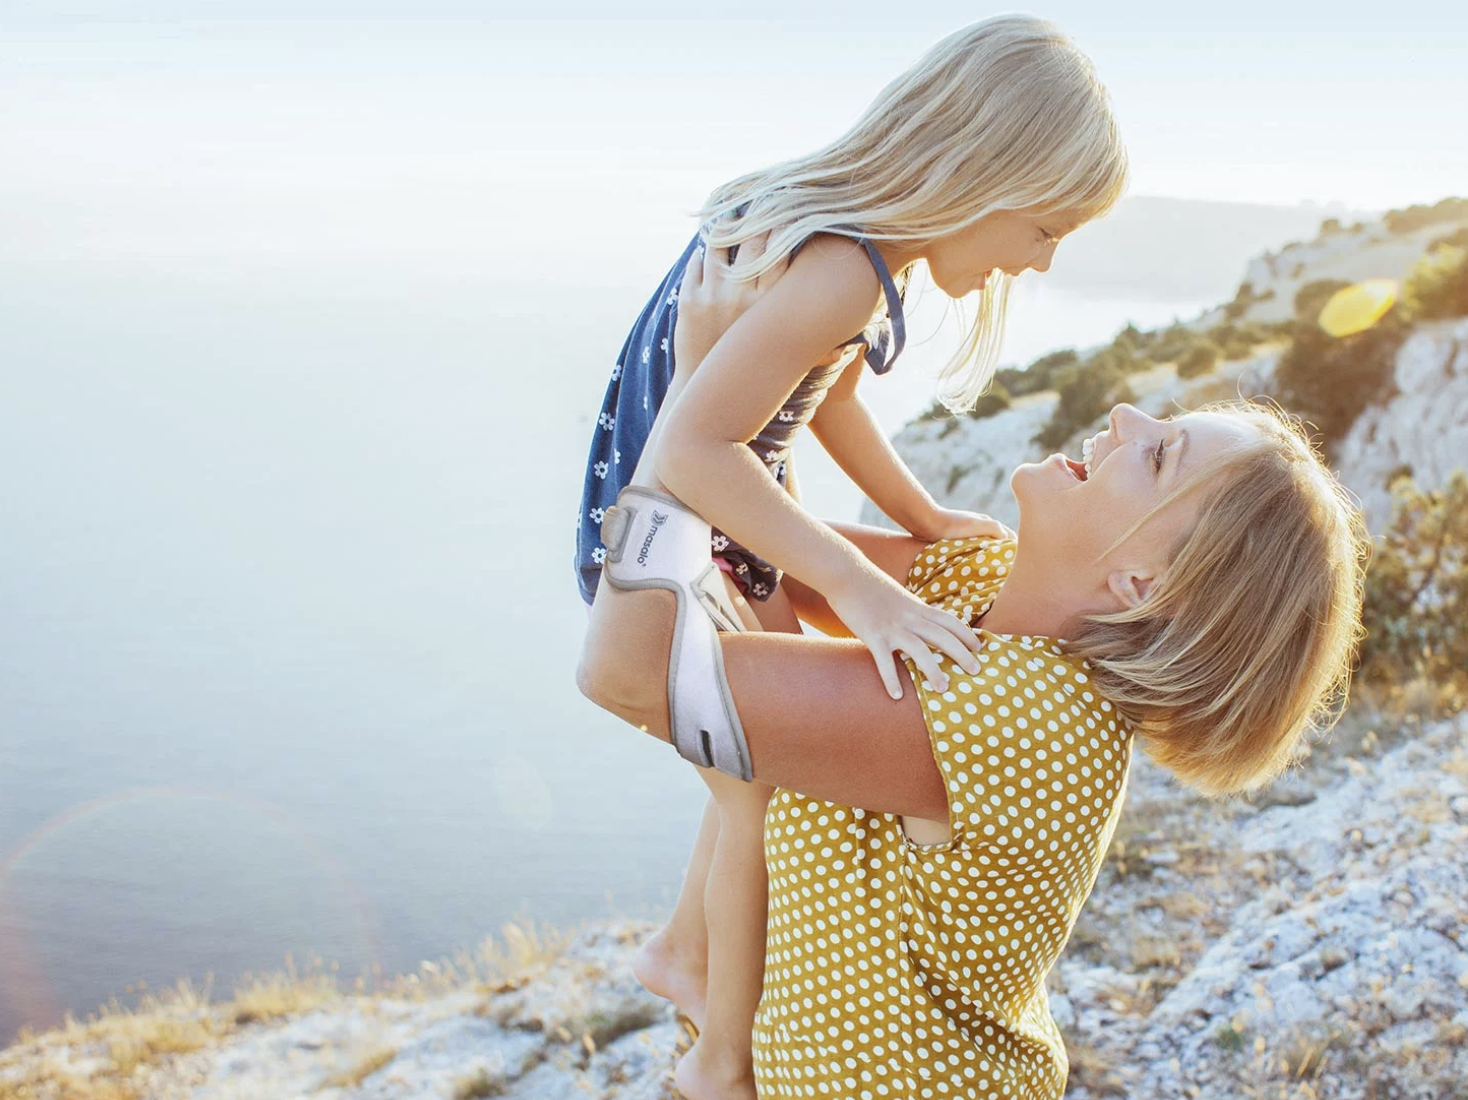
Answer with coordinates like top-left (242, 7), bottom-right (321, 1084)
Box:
top-left (3, 711), bottom-right (1464, 1100)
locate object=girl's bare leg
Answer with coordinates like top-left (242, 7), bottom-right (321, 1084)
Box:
top-left (675, 583), bottom-right (792, 1100)
top-left (631, 796), bottom-right (717, 1029)
top-left (631, 580), bottom-right (795, 1049)
top-left (626, 527), bottom-right (925, 1031)
top-left (673, 769), bottom-right (772, 1100)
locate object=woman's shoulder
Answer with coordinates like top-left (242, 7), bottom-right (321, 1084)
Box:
top-left (906, 535), bottom-right (1016, 623)
top-left (907, 536), bottom-right (1119, 717)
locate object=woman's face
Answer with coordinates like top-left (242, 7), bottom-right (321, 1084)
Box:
top-left (1011, 404), bottom-right (1261, 601)
top-left (923, 209), bottom-right (1081, 297)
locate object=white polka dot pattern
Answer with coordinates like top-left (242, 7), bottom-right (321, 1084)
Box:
top-left (752, 538), bottom-right (1133, 1099)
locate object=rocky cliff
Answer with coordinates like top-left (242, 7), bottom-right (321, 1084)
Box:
top-left (4, 711), bottom-right (1463, 1099)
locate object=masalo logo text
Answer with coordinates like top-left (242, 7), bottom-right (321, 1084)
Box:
top-left (638, 511), bottom-right (669, 565)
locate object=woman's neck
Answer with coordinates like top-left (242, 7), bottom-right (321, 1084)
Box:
top-left (978, 541), bottom-right (1093, 640)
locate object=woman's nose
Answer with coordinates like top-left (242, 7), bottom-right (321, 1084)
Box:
top-left (1109, 403), bottom-right (1150, 437)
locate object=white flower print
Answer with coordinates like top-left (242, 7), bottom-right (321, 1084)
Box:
top-left (735, 562), bottom-right (748, 574)
top-left (592, 546), bottom-right (606, 564)
top-left (611, 362), bottom-right (622, 381)
top-left (711, 534), bottom-right (730, 552)
top-left (614, 449), bottom-right (621, 464)
top-left (668, 288), bottom-right (679, 305)
top-left (593, 461), bottom-right (609, 479)
top-left (598, 411), bottom-right (613, 431)
top-left (643, 394), bottom-right (649, 411)
top-left (589, 506), bottom-right (606, 525)
top-left (777, 410), bottom-right (797, 423)
top-left (660, 336), bottom-right (669, 353)
top-left (752, 582), bottom-right (770, 598)
top-left (766, 450), bottom-right (782, 463)
top-left (641, 346), bottom-right (651, 364)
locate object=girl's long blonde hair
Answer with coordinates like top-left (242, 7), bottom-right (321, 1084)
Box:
top-left (698, 14), bottom-right (1129, 410)
top-left (1070, 402), bottom-right (1370, 798)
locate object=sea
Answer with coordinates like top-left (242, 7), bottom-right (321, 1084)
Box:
top-left (0, 23), bottom-right (1282, 1040)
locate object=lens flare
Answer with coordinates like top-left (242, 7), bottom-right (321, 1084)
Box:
top-left (1318, 278), bottom-right (1398, 337)
top-left (0, 785), bottom-right (383, 1036)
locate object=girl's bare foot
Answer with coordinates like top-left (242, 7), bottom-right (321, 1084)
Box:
top-left (632, 928), bottom-right (709, 1032)
top-left (673, 1036), bottom-right (757, 1100)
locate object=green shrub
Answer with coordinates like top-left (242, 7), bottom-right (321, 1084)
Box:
top-left (966, 383), bottom-right (1012, 419)
top-left (1293, 279), bottom-right (1353, 321)
top-left (1206, 323), bottom-right (1258, 360)
top-left (1273, 312), bottom-right (1406, 451)
top-left (1034, 355), bottom-right (1134, 450)
top-left (1176, 341), bottom-right (1220, 379)
top-left (1426, 225), bottom-right (1468, 252)
top-left (1402, 242), bottom-right (1468, 321)
top-left (1150, 323), bottom-right (1201, 364)
top-left (1357, 470), bottom-right (1468, 716)
top-left (1111, 323), bottom-right (1148, 355)
top-left (997, 348), bottom-right (1080, 397)
top-left (1382, 196), bottom-right (1468, 235)
top-left (1223, 280), bottom-right (1274, 322)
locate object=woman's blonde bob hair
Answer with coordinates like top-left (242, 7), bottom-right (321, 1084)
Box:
top-left (1069, 401), bottom-right (1370, 798)
top-left (697, 14), bottom-right (1129, 411)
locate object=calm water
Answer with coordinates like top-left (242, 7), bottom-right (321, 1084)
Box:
top-left (0, 20), bottom-right (1259, 1042)
top-left (0, 253), bottom-right (1212, 1039)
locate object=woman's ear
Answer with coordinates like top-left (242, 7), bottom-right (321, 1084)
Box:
top-left (1106, 569), bottom-right (1156, 610)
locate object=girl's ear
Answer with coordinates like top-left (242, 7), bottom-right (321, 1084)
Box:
top-left (1106, 569), bottom-right (1155, 610)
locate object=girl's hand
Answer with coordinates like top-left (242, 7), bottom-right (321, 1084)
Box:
top-left (915, 507), bottom-right (1016, 543)
top-left (674, 231), bottom-right (788, 370)
top-left (825, 566), bottom-right (985, 700)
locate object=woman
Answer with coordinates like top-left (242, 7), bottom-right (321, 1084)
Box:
top-left (578, 386), bottom-right (1366, 1098)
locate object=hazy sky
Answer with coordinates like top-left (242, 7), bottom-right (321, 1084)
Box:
top-left (8, 2), bottom-right (1466, 203)
top-left (4, 1), bottom-right (1465, 292)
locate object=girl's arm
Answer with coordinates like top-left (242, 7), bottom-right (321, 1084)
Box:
top-left (809, 365), bottom-right (1012, 542)
top-left (655, 236), bottom-right (983, 698)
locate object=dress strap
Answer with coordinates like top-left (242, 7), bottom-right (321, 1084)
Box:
top-left (852, 237), bottom-right (906, 376)
top-left (712, 207), bottom-right (907, 375)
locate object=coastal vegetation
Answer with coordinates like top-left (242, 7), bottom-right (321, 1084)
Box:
top-left (0, 920), bottom-right (568, 1100)
top-left (1357, 469), bottom-right (1468, 716)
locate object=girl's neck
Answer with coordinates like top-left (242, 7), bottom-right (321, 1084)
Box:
top-left (870, 239), bottom-right (927, 277)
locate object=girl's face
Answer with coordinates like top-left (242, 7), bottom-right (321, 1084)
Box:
top-left (1010, 404), bottom-right (1261, 602)
top-left (923, 209), bottom-right (1080, 297)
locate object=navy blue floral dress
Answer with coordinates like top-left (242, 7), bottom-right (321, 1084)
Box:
top-left (575, 224), bottom-right (907, 606)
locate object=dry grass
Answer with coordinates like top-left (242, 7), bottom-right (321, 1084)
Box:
top-left (391, 918), bottom-right (571, 1003)
top-left (1156, 891), bottom-right (1212, 921)
top-left (1129, 933), bottom-right (1184, 970)
top-left (0, 918), bottom-right (575, 1100)
top-left (1062, 1039), bottom-right (1129, 1097)
top-left (452, 1066), bottom-right (506, 1099)
top-left (322, 1045), bottom-right (397, 1089)
top-left (0, 1074), bottom-right (139, 1100)
top-left (228, 970), bottom-right (340, 1025)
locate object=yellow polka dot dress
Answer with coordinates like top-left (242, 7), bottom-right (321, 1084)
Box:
top-left (753, 538), bottom-right (1133, 1099)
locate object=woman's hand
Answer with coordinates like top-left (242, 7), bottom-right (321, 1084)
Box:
top-left (824, 564), bottom-right (985, 700)
top-left (674, 231), bottom-right (789, 371)
top-left (912, 506), bottom-right (1016, 543)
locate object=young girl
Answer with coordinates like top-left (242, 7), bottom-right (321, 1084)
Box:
top-left (574, 15), bottom-right (1128, 1099)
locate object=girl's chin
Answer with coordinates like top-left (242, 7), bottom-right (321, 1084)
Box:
top-left (949, 270), bottom-right (989, 297)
